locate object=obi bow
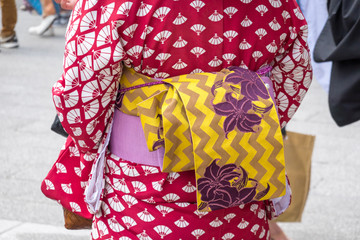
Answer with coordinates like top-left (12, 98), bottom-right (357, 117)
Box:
top-left (116, 67), bottom-right (286, 211)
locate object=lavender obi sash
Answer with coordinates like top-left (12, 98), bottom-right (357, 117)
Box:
top-left (109, 110), bottom-right (165, 167)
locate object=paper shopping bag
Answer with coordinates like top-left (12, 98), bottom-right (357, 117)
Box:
top-left (276, 131), bottom-right (315, 222)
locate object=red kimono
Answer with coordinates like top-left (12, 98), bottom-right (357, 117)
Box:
top-left (42, 0), bottom-right (312, 239)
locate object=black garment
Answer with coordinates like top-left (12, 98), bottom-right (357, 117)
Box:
top-left (51, 115), bottom-right (68, 137)
top-left (314, 0), bottom-right (360, 126)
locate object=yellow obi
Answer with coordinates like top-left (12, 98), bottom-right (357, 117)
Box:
top-left (117, 67), bottom-right (285, 212)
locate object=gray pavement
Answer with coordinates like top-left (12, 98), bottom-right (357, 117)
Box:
top-left (1, 5), bottom-right (360, 240)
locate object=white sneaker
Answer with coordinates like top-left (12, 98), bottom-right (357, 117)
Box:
top-left (28, 15), bottom-right (57, 36)
top-left (42, 26), bottom-right (55, 37)
top-left (0, 33), bottom-right (19, 48)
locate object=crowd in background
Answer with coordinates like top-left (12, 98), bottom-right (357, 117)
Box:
top-left (0, 0), bottom-right (71, 48)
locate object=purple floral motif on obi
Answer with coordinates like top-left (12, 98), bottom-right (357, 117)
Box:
top-left (212, 93), bottom-right (262, 137)
top-left (211, 67), bottom-right (273, 136)
top-left (226, 66), bottom-right (270, 101)
top-left (197, 159), bottom-right (270, 211)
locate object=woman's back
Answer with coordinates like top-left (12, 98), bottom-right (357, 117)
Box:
top-left (72, 0), bottom-right (308, 75)
top-left (67, 0), bottom-right (310, 129)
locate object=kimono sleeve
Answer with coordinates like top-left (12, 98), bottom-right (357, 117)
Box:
top-left (52, 0), bottom-right (125, 153)
top-left (270, 10), bottom-right (313, 128)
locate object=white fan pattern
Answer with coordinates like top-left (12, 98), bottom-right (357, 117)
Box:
top-left (88, 154), bottom-right (273, 239)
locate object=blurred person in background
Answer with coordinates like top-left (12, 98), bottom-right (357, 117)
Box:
top-left (314, 0), bottom-right (360, 127)
top-left (27, 0), bottom-right (58, 36)
top-left (25, 0), bottom-right (72, 36)
top-left (54, 0), bottom-right (75, 11)
top-left (0, 0), bottom-right (19, 48)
